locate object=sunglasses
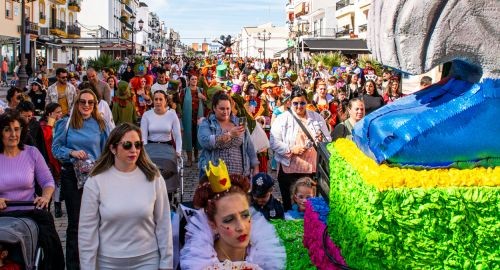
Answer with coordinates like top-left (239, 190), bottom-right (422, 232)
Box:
top-left (117, 141), bottom-right (143, 150)
top-left (78, 99), bottom-right (95, 106)
top-left (292, 101), bottom-right (307, 107)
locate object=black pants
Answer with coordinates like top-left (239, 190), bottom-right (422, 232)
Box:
top-left (0, 210), bottom-right (65, 270)
top-left (277, 166), bottom-right (314, 211)
top-left (61, 164), bottom-right (83, 270)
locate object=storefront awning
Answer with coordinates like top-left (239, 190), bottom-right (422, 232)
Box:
top-left (273, 47), bottom-right (294, 58)
top-left (302, 38), bottom-right (370, 54)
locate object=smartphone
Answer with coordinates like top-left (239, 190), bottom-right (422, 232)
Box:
top-left (238, 117), bottom-right (247, 127)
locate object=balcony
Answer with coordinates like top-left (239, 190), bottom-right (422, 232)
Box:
top-left (50, 19), bottom-right (66, 37)
top-left (53, 0), bottom-right (67, 5)
top-left (39, 27), bottom-right (49, 36)
top-left (311, 28), bottom-right (337, 38)
top-left (335, 27), bottom-right (353, 38)
top-left (358, 24), bottom-right (368, 32)
top-left (67, 24), bottom-right (81, 38)
top-left (294, 2), bottom-right (309, 18)
top-left (68, 1), bottom-right (81, 12)
top-left (336, 0), bottom-right (355, 17)
top-left (119, 16), bottom-right (128, 23)
top-left (18, 21), bottom-right (39, 36)
top-left (39, 13), bottom-right (46, 24)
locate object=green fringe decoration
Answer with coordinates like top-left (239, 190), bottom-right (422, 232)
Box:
top-left (271, 220), bottom-right (316, 270)
top-left (326, 143), bottom-right (500, 270)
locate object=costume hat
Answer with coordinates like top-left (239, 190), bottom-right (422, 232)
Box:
top-left (205, 159), bottom-right (231, 193)
top-left (251, 173), bottom-right (274, 197)
top-left (215, 64), bottom-right (229, 83)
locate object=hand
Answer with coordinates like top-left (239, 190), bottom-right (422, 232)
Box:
top-left (229, 125), bottom-right (245, 138)
top-left (34, 196), bottom-right (50, 209)
top-left (137, 89), bottom-right (145, 95)
top-left (71, 150), bottom-right (88, 160)
top-left (198, 93), bottom-right (207, 101)
top-left (291, 145), bottom-right (307, 155)
top-left (0, 198), bottom-right (8, 210)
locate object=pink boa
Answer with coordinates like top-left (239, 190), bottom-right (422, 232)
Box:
top-left (303, 200), bottom-right (347, 270)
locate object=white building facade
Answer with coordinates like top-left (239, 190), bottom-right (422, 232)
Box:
top-left (238, 23), bottom-right (288, 59)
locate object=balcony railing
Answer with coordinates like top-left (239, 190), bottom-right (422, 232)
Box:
top-left (311, 28), bottom-right (337, 38)
top-left (124, 4), bottom-right (133, 14)
top-left (40, 27), bottom-right (49, 36)
top-left (50, 19), bottom-right (66, 32)
top-left (68, 1), bottom-right (81, 12)
top-left (67, 24), bottom-right (81, 37)
top-left (358, 24), bottom-right (367, 32)
top-left (335, 28), bottom-right (353, 38)
top-left (336, 0), bottom-right (352, 10)
top-left (18, 21), bottom-right (39, 35)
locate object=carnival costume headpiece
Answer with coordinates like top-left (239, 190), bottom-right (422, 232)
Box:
top-left (205, 159), bottom-right (231, 193)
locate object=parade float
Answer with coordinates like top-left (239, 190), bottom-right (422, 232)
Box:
top-left (273, 0), bottom-right (499, 269)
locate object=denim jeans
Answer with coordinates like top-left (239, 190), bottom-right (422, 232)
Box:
top-left (61, 164), bottom-right (83, 270)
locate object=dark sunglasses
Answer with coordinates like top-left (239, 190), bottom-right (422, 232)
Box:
top-left (78, 99), bottom-right (95, 106)
top-left (292, 101), bottom-right (307, 107)
top-left (117, 141), bottom-right (143, 150)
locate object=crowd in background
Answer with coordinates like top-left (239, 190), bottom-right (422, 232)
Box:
top-left (0, 53), bottom-right (434, 269)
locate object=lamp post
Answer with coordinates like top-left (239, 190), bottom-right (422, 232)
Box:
top-left (130, 15), bottom-right (144, 56)
top-left (14, 0), bottom-right (36, 90)
top-left (257, 29), bottom-right (271, 60)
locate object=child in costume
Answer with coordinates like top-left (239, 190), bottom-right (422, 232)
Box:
top-left (251, 173), bottom-right (284, 221)
top-left (112, 81), bottom-right (137, 125)
top-left (180, 160), bottom-right (286, 269)
top-left (284, 177), bottom-right (317, 220)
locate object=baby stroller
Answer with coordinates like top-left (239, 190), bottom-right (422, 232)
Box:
top-left (0, 202), bottom-right (43, 270)
top-left (145, 143), bottom-right (184, 207)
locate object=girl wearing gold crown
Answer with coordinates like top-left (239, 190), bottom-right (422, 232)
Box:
top-left (180, 160), bottom-right (286, 269)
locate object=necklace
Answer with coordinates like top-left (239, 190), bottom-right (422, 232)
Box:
top-left (218, 242), bottom-right (246, 262)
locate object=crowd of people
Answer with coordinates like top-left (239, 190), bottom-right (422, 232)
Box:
top-left (0, 54), bottom-right (431, 269)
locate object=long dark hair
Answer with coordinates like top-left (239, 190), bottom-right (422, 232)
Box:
top-left (41, 102), bottom-right (62, 122)
top-left (90, 123), bottom-right (159, 181)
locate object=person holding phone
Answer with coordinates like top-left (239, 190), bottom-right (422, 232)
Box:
top-left (270, 87), bottom-right (331, 211)
top-left (197, 91), bottom-right (259, 178)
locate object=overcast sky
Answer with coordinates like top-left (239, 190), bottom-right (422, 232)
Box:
top-left (145, 0), bottom-right (285, 44)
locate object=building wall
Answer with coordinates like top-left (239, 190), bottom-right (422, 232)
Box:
top-left (239, 23), bottom-right (289, 59)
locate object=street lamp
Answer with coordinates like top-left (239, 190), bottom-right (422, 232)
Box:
top-left (14, 0), bottom-right (37, 90)
top-left (257, 29), bottom-right (271, 60)
top-left (130, 15), bottom-right (144, 56)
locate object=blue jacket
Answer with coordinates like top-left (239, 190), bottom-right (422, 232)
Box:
top-left (197, 114), bottom-right (259, 177)
top-left (52, 117), bottom-right (109, 163)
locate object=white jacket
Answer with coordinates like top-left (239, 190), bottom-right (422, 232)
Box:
top-left (46, 82), bottom-right (77, 110)
top-left (270, 109), bottom-right (331, 167)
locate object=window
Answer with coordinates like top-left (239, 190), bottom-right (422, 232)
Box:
top-left (60, 9), bottom-right (65, 23)
top-left (52, 48), bottom-right (58, 62)
top-left (5, 0), bottom-right (13, 19)
top-left (39, 1), bottom-right (45, 18)
top-left (69, 13), bottom-right (74, 24)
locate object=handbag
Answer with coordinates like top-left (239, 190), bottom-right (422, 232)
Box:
top-left (288, 109), bottom-right (318, 150)
top-left (73, 158), bottom-right (95, 190)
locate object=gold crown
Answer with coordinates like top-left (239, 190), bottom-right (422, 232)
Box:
top-left (205, 159), bottom-right (231, 193)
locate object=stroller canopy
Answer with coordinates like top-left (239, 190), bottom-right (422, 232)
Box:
top-left (0, 217), bottom-right (39, 269)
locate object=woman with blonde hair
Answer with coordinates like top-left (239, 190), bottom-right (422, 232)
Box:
top-left (79, 123), bottom-right (172, 270)
top-left (52, 89), bottom-right (110, 270)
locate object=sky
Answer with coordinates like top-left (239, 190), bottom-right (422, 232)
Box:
top-left (145, 0), bottom-right (285, 44)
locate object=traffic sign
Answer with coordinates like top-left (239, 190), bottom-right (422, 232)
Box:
top-left (258, 48), bottom-right (263, 53)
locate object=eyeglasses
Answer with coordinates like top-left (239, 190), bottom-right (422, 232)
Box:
top-left (116, 141), bottom-right (143, 150)
top-left (2, 126), bottom-right (22, 133)
top-left (292, 101), bottom-right (307, 107)
top-left (78, 99), bottom-right (95, 106)
top-left (295, 193), bottom-right (313, 200)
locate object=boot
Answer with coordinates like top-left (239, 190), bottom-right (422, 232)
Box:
top-left (54, 201), bottom-right (63, 218)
